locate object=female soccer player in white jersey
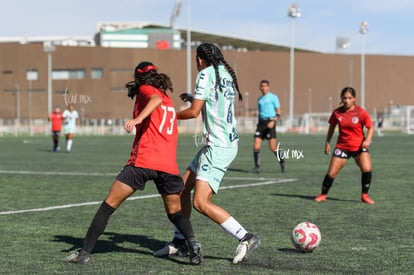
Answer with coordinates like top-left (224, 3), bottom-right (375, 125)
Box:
top-left (154, 43), bottom-right (260, 264)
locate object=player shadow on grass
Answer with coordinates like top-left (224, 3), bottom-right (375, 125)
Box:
top-left (54, 232), bottom-right (163, 255)
top-left (271, 193), bottom-right (358, 202)
top-left (53, 232), bottom-right (230, 264)
top-left (227, 168), bottom-right (251, 173)
top-left (54, 232), bottom-right (182, 264)
top-left (278, 248), bottom-right (311, 254)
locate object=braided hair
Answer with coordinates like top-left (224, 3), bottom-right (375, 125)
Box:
top-left (196, 43), bottom-right (243, 101)
top-left (126, 61), bottom-right (173, 99)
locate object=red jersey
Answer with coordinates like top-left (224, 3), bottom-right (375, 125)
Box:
top-left (329, 105), bottom-right (373, 151)
top-left (127, 84), bottom-right (179, 175)
top-left (50, 112), bottom-right (63, 131)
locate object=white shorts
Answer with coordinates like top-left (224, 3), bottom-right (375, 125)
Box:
top-left (64, 125), bottom-right (76, 134)
top-left (189, 145), bottom-right (238, 194)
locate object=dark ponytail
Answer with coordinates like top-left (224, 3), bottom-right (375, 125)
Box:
top-left (196, 43), bottom-right (242, 101)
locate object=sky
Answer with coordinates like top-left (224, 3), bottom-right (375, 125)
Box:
top-left (2, 0), bottom-right (414, 56)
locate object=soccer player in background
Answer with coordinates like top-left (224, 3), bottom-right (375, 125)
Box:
top-left (376, 112), bottom-right (384, 137)
top-left (65, 61), bottom-right (202, 265)
top-left (252, 80), bottom-right (285, 173)
top-left (154, 43), bottom-right (260, 264)
top-left (62, 103), bottom-right (80, 153)
top-left (315, 86), bottom-right (375, 204)
top-left (48, 106), bottom-right (62, 152)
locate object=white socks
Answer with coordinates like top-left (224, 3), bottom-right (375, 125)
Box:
top-left (67, 139), bottom-right (73, 151)
top-left (173, 216), bottom-right (248, 241)
top-left (220, 216), bottom-right (248, 241)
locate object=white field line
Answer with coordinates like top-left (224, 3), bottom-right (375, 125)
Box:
top-left (0, 170), bottom-right (116, 177)
top-left (0, 178), bottom-right (296, 215)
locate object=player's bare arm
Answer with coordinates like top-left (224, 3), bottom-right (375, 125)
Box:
top-left (124, 94), bottom-right (162, 133)
top-left (176, 98), bottom-right (204, 120)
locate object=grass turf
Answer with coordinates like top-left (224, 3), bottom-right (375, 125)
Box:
top-left (0, 133), bottom-right (413, 274)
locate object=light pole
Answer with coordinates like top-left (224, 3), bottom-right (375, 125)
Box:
top-left (359, 21), bottom-right (368, 109)
top-left (2, 70), bottom-right (20, 125)
top-left (328, 96), bottom-right (333, 113)
top-left (244, 91), bottom-right (249, 117)
top-left (288, 3), bottom-right (300, 131)
top-left (308, 88), bottom-right (312, 114)
top-left (186, 0), bottom-right (192, 95)
top-left (15, 84), bottom-right (21, 125)
top-left (43, 41), bottom-right (55, 116)
top-left (27, 69), bottom-right (38, 136)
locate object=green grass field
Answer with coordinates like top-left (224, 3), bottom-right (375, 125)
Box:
top-left (0, 133), bottom-right (413, 274)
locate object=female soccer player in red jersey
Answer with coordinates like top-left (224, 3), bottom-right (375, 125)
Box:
top-left (315, 87), bottom-right (375, 204)
top-left (65, 61), bottom-right (202, 265)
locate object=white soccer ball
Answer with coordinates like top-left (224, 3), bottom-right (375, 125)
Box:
top-left (291, 222), bottom-right (321, 252)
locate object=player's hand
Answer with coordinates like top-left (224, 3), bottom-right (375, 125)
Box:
top-left (124, 118), bottom-right (142, 133)
top-left (324, 142), bottom-right (331, 155)
top-left (179, 93), bottom-right (194, 103)
top-left (361, 140), bottom-right (370, 148)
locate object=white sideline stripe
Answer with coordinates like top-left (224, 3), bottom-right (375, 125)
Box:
top-left (0, 170), bottom-right (277, 181)
top-left (0, 178), bottom-right (296, 215)
top-left (0, 170), bottom-right (116, 176)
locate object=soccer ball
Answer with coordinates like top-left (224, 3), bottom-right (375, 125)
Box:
top-left (291, 222), bottom-right (321, 252)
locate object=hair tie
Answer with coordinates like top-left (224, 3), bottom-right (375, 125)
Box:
top-left (137, 65), bottom-right (157, 74)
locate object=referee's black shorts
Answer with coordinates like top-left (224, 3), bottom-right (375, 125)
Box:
top-left (115, 165), bottom-right (184, 195)
top-left (254, 118), bottom-right (277, 140)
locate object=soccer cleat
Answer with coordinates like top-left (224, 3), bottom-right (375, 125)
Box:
top-left (232, 233), bottom-right (261, 264)
top-left (251, 167), bottom-right (260, 173)
top-left (315, 194), bottom-right (327, 202)
top-left (64, 250), bottom-right (90, 264)
top-left (361, 193), bottom-right (375, 204)
top-left (187, 239), bottom-right (203, 265)
top-left (153, 237), bottom-right (189, 257)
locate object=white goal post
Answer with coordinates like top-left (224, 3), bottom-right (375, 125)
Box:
top-left (405, 105), bottom-right (414, 134)
top-left (299, 112), bottom-right (331, 134)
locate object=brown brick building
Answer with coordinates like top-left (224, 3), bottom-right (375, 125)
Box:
top-left (1, 42), bottom-right (413, 121)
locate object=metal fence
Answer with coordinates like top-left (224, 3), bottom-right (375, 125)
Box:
top-left (0, 111), bottom-right (412, 137)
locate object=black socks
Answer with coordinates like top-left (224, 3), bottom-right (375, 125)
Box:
top-left (168, 211), bottom-right (194, 241)
top-left (82, 201), bottom-right (115, 253)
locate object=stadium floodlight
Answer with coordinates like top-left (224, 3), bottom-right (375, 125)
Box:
top-left (336, 36), bottom-right (353, 86)
top-left (43, 41), bottom-right (55, 116)
top-left (336, 37), bottom-right (351, 51)
top-left (288, 3), bottom-right (300, 131)
top-left (359, 21), bottom-right (368, 109)
top-left (170, 0), bottom-right (182, 29)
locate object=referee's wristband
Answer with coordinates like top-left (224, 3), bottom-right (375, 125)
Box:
top-left (276, 113), bottom-right (280, 118)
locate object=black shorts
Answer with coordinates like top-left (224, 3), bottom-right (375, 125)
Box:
top-left (115, 165), bottom-right (184, 195)
top-left (254, 119), bottom-right (277, 140)
top-left (333, 147), bottom-right (369, 159)
top-left (52, 131), bottom-right (61, 136)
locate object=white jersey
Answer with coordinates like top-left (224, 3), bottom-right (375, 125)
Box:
top-left (193, 65), bottom-right (238, 148)
top-left (63, 109), bottom-right (79, 133)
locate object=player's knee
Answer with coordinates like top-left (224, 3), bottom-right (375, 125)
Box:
top-left (327, 171), bottom-right (337, 179)
top-left (192, 199), bottom-right (206, 214)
